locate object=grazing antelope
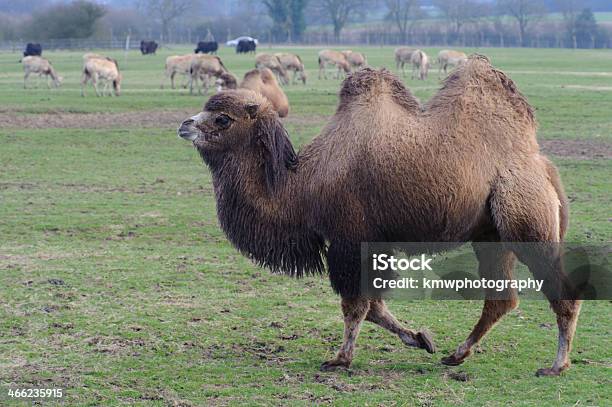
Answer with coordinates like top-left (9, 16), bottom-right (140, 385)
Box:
top-left (81, 54), bottom-right (121, 97)
top-left (318, 50), bottom-right (351, 80)
top-left (341, 50), bottom-right (367, 71)
top-left (438, 50), bottom-right (468, 77)
top-left (394, 47), bottom-right (416, 76)
top-left (189, 54), bottom-right (229, 95)
top-left (21, 56), bottom-right (62, 89)
top-left (274, 53), bottom-right (307, 85)
top-left (161, 54), bottom-right (195, 89)
top-left (255, 53), bottom-right (290, 85)
top-left (411, 49), bottom-right (430, 80)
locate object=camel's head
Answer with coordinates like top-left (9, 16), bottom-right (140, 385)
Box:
top-left (178, 89), bottom-right (297, 191)
top-left (113, 73), bottom-right (122, 96)
top-left (298, 69), bottom-right (307, 84)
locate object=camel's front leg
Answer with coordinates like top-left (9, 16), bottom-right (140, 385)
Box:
top-left (321, 297), bottom-right (370, 371)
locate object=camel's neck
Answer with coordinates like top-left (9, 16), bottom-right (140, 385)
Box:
top-left (207, 155), bottom-right (326, 277)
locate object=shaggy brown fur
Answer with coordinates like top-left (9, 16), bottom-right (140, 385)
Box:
top-left (239, 68), bottom-right (289, 117)
top-left (179, 56), bottom-right (580, 377)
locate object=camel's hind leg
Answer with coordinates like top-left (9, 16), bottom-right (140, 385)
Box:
top-left (366, 299), bottom-right (436, 353)
top-left (321, 297), bottom-right (369, 371)
top-left (490, 165), bottom-right (581, 376)
top-left (442, 242), bottom-right (518, 366)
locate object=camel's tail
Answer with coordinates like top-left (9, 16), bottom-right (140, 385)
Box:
top-left (544, 158), bottom-right (569, 240)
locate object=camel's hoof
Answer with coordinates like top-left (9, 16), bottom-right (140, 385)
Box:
top-left (417, 330), bottom-right (436, 354)
top-left (441, 353), bottom-right (467, 366)
top-left (320, 359), bottom-right (350, 372)
top-left (535, 367), bottom-right (563, 377)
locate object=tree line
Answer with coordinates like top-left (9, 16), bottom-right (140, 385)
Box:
top-left (0, 0), bottom-right (609, 49)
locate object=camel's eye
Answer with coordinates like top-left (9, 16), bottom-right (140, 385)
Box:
top-left (215, 114), bottom-right (233, 129)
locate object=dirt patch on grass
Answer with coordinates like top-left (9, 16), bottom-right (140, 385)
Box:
top-left (1, 109), bottom-right (609, 160)
top-left (0, 109), bottom-right (329, 131)
top-left (540, 139), bottom-right (612, 160)
top-left (0, 109), bottom-right (196, 130)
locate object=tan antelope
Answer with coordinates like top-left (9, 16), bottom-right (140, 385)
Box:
top-left (189, 54), bottom-right (228, 95)
top-left (394, 47), bottom-right (416, 76)
top-left (341, 50), bottom-right (367, 71)
top-left (21, 56), bottom-right (62, 89)
top-left (161, 54), bottom-right (195, 89)
top-left (318, 50), bottom-right (351, 80)
top-left (411, 49), bottom-right (429, 80)
top-left (274, 53), bottom-right (307, 84)
top-left (81, 54), bottom-right (121, 97)
top-left (255, 53), bottom-right (290, 85)
top-left (438, 50), bottom-right (468, 77)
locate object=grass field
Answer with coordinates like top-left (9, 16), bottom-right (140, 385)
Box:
top-left (0, 46), bottom-right (610, 406)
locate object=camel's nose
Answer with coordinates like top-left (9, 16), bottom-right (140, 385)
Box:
top-left (178, 118), bottom-right (198, 141)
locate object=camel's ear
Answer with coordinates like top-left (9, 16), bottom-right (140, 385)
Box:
top-left (257, 115), bottom-right (298, 193)
top-left (245, 103), bottom-right (258, 119)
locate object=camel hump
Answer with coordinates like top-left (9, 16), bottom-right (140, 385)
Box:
top-left (432, 54), bottom-right (535, 127)
top-left (338, 68), bottom-right (420, 113)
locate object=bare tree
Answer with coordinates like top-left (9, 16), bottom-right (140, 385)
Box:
top-left (498, 0), bottom-right (546, 47)
top-left (138, 0), bottom-right (197, 42)
top-left (385, 0), bottom-right (422, 44)
top-left (313, 0), bottom-right (366, 42)
top-left (433, 0), bottom-right (481, 45)
top-left (556, 0), bottom-right (580, 48)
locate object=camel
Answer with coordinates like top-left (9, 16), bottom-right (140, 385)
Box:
top-left (178, 56), bottom-right (581, 377)
top-left (161, 54), bottom-right (195, 89)
top-left (274, 53), bottom-right (307, 85)
top-left (318, 50), bottom-right (351, 80)
top-left (21, 56), bottom-right (62, 89)
top-left (239, 68), bottom-right (289, 117)
top-left (394, 47), bottom-right (415, 76)
top-left (81, 54), bottom-right (121, 97)
top-left (438, 49), bottom-right (468, 77)
top-left (341, 50), bottom-right (367, 71)
top-left (255, 53), bottom-right (290, 85)
top-left (216, 69), bottom-right (287, 117)
top-left (411, 49), bottom-right (429, 80)
top-left (189, 54), bottom-right (228, 95)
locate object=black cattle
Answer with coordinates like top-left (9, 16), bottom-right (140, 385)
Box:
top-left (140, 40), bottom-right (158, 55)
top-left (23, 43), bottom-right (42, 57)
top-left (236, 39), bottom-right (256, 54)
top-left (195, 41), bottom-right (218, 54)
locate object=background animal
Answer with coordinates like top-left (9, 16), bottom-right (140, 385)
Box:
top-left (438, 49), bottom-right (468, 77)
top-left (318, 50), bottom-right (350, 79)
top-left (179, 59), bottom-right (580, 378)
top-left (189, 54), bottom-right (228, 94)
top-left (140, 40), bottom-right (158, 55)
top-left (411, 49), bottom-right (429, 80)
top-left (161, 54), bottom-right (194, 89)
top-left (239, 67), bottom-right (289, 117)
top-left (195, 41), bottom-right (218, 54)
top-left (394, 47), bottom-right (415, 76)
top-left (274, 53), bottom-right (307, 84)
top-left (81, 54), bottom-right (121, 97)
top-left (341, 50), bottom-right (367, 70)
top-left (255, 53), bottom-right (289, 85)
top-left (23, 43), bottom-right (42, 57)
top-left (236, 39), bottom-right (256, 54)
top-left (21, 56), bottom-right (61, 88)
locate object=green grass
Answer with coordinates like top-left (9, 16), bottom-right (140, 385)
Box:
top-left (0, 47), bottom-right (610, 406)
